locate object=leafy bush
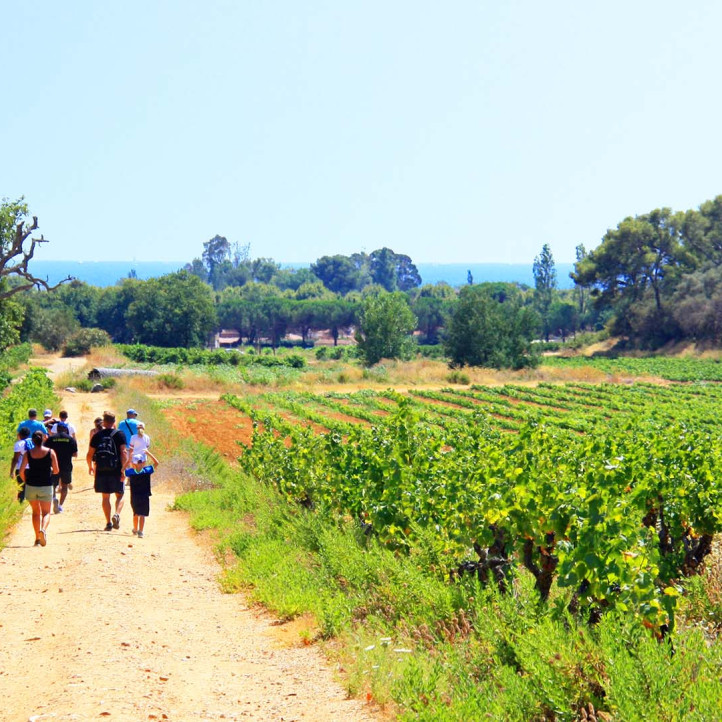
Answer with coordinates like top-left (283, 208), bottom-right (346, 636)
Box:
top-left (62, 328), bottom-right (112, 357)
top-left (158, 373), bottom-right (185, 390)
top-left (446, 370), bottom-right (470, 385)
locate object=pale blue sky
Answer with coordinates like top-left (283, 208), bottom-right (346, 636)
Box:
top-left (4, 1), bottom-right (721, 265)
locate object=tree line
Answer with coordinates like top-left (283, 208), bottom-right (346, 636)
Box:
top-left (13, 192), bottom-right (722, 368)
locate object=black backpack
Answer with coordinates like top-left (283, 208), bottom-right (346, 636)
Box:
top-left (94, 429), bottom-right (121, 473)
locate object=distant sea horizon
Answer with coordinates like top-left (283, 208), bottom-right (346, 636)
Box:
top-left (29, 260), bottom-right (576, 290)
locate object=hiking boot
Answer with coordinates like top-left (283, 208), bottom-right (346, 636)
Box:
top-left (112, 514), bottom-right (120, 529)
top-left (104, 522), bottom-right (113, 531)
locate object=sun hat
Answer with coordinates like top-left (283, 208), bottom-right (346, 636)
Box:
top-left (43, 409), bottom-right (53, 418)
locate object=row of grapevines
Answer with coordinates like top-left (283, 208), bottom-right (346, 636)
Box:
top-left (236, 394), bottom-right (722, 631)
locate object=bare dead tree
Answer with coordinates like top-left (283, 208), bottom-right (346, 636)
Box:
top-left (0, 212), bottom-right (72, 299)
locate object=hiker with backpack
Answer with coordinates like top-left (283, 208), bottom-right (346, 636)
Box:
top-left (87, 411), bottom-right (128, 531)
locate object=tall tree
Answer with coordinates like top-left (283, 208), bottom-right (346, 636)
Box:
top-left (126, 271), bottom-right (216, 347)
top-left (572, 244), bottom-right (588, 318)
top-left (444, 285), bottom-right (539, 369)
top-left (202, 235), bottom-right (231, 289)
top-left (355, 292), bottom-right (416, 366)
top-left (311, 255), bottom-right (361, 295)
top-left (533, 244), bottom-right (557, 341)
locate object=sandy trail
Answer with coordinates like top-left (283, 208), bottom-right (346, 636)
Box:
top-left (0, 361), bottom-right (376, 721)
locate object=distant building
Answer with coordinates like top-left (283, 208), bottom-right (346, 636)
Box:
top-left (214, 329), bottom-right (242, 349)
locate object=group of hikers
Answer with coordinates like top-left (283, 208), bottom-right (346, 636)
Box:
top-left (11, 407), bottom-right (160, 547)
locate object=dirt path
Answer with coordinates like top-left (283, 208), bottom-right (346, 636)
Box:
top-left (0, 367), bottom-right (377, 721)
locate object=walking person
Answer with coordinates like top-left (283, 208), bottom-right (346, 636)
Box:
top-left (128, 422), bottom-right (152, 464)
top-left (43, 409), bottom-right (57, 433)
top-left (45, 422), bottom-right (78, 513)
top-left (10, 427), bottom-right (33, 502)
top-left (20, 431), bottom-right (59, 546)
top-left (118, 409), bottom-right (140, 446)
top-left (50, 410), bottom-right (77, 440)
top-left (88, 417), bottom-right (103, 475)
top-left (87, 412), bottom-right (128, 531)
top-left (124, 451), bottom-right (159, 538)
top-left (17, 408), bottom-right (48, 439)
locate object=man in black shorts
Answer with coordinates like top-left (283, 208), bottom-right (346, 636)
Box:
top-left (44, 422), bottom-right (78, 513)
top-left (87, 411), bottom-right (128, 531)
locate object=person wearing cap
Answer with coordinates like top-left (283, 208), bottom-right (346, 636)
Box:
top-left (44, 422), bottom-right (78, 513)
top-left (118, 409), bottom-right (140, 446)
top-left (124, 450), bottom-right (159, 538)
top-left (42, 409), bottom-right (58, 433)
top-left (17, 409), bottom-right (48, 439)
top-left (50, 410), bottom-right (77, 440)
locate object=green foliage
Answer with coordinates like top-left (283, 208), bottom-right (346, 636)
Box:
top-left (177, 389), bottom-right (722, 720)
top-left (31, 306), bottom-right (79, 351)
top-left (62, 327), bottom-right (112, 356)
top-left (0, 294), bottom-right (24, 351)
top-left (355, 291), bottom-right (417, 366)
top-left (0, 367), bottom-right (57, 545)
top-left (158, 372), bottom-right (184, 390)
top-left (446, 370), bottom-right (470, 385)
top-left (126, 270), bottom-right (216, 347)
top-left (119, 344), bottom-right (307, 369)
top-left (444, 284), bottom-right (540, 369)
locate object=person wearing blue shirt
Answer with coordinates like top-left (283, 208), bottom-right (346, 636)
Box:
top-left (17, 409), bottom-right (48, 439)
top-left (118, 409), bottom-right (140, 446)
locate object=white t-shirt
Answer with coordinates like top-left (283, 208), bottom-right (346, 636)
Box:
top-left (13, 439), bottom-right (32, 471)
top-left (51, 421), bottom-right (77, 437)
top-left (129, 433), bottom-right (151, 460)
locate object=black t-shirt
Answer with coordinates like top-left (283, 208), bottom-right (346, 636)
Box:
top-left (44, 433), bottom-right (78, 473)
top-left (89, 428), bottom-right (126, 476)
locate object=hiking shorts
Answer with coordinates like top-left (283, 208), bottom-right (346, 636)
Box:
top-left (94, 474), bottom-right (124, 495)
top-left (54, 470), bottom-right (73, 486)
top-left (25, 485), bottom-right (53, 503)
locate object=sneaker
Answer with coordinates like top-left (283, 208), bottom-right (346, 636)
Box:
top-left (112, 514), bottom-right (120, 529)
top-left (39, 530), bottom-right (47, 547)
top-left (56, 505), bottom-right (63, 513)
top-left (53, 498), bottom-right (59, 514)
top-left (137, 531), bottom-right (144, 538)
top-left (104, 522), bottom-right (113, 531)
top-left (34, 539), bottom-right (41, 546)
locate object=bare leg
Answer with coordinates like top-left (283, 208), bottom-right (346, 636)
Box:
top-left (138, 516), bottom-right (145, 532)
top-left (101, 493), bottom-right (112, 523)
top-left (114, 492), bottom-right (124, 515)
top-left (39, 501), bottom-right (52, 533)
top-left (59, 484), bottom-right (69, 506)
top-left (29, 500), bottom-right (42, 541)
